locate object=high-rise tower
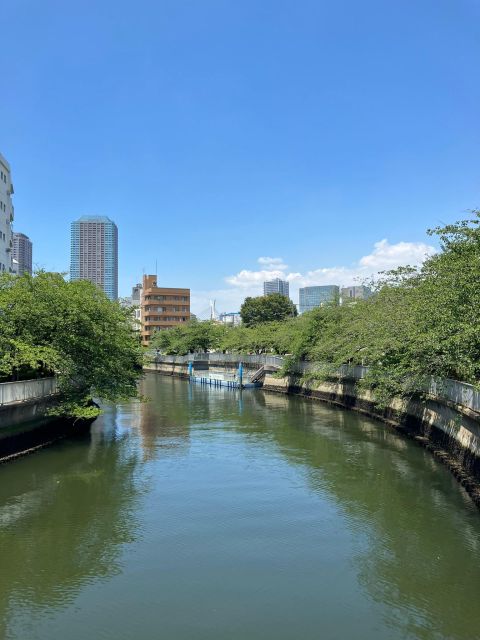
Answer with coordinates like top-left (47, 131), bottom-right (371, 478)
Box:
top-left (0, 153), bottom-right (14, 274)
top-left (12, 232), bottom-right (32, 275)
top-left (70, 216), bottom-right (118, 300)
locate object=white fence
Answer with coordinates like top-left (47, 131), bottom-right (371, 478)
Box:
top-left (151, 353), bottom-right (480, 414)
top-left (152, 353), bottom-right (285, 369)
top-left (428, 378), bottom-right (480, 414)
top-left (0, 378), bottom-right (58, 407)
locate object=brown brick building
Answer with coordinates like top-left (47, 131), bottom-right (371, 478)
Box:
top-left (141, 274), bottom-right (190, 346)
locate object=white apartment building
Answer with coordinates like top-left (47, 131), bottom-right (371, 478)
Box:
top-left (0, 153), bottom-right (14, 274)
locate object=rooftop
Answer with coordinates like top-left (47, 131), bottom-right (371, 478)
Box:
top-left (74, 215), bottom-right (116, 224)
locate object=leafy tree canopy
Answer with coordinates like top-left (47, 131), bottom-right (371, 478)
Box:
top-left (152, 212), bottom-right (480, 405)
top-left (0, 272), bottom-right (143, 418)
top-left (240, 293), bottom-right (297, 327)
top-left (150, 319), bottom-right (228, 355)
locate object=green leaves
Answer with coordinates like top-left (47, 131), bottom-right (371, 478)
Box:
top-left (240, 294), bottom-right (297, 327)
top-left (148, 212), bottom-right (480, 407)
top-left (150, 320), bottom-right (229, 355)
top-left (0, 272), bottom-right (143, 417)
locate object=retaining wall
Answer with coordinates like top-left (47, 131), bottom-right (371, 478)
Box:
top-left (147, 355), bottom-right (480, 505)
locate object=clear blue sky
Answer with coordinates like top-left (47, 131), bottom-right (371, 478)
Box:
top-left (2, 0), bottom-right (479, 313)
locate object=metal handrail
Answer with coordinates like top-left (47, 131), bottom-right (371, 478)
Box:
top-left (0, 378), bottom-right (58, 407)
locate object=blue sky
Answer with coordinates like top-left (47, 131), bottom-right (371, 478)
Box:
top-left (2, 0), bottom-right (479, 314)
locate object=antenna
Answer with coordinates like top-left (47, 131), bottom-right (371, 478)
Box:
top-left (209, 299), bottom-right (217, 321)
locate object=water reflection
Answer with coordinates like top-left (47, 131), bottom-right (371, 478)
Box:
top-left (223, 388), bottom-right (480, 639)
top-left (0, 407), bottom-right (143, 638)
top-left (138, 377), bottom-right (480, 639)
top-left (0, 374), bottom-right (479, 640)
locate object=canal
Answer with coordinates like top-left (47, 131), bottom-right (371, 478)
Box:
top-left (1, 373), bottom-right (480, 639)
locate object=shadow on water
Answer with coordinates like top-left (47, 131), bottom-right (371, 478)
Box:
top-left (0, 407), bottom-right (144, 639)
top-left (138, 376), bottom-right (480, 640)
top-left (241, 391), bottom-right (480, 640)
top-left (0, 373), bottom-right (479, 639)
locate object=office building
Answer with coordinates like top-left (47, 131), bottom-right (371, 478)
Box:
top-left (70, 216), bottom-right (118, 300)
top-left (299, 285), bottom-right (339, 313)
top-left (12, 232), bottom-right (32, 275)
top-left (131, 282), bottom-right (142, 305)
top-left (263, 278), bottom-right (289, 298)
top-left (141, 274), bottom-right (190, 346)
top-left (0, 153), bottom-right (14, 274)
top-left (341, 286), bottom-right (372, 302)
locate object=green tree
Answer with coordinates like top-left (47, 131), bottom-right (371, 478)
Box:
top-left (240, 293), bottom-right (297, 327)
top-left (147, 212), bottom-right (480, 407)
top-left (151, 319), bottom-right (228, 355)
top-left (0, 272), bottom-right (143, 418)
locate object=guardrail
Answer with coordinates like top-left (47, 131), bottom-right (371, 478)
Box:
top-left (0, 378), bottom-right (58, 407)
top-left (151, 353), bottom-right (480, 414)
top-left (428, 378), bottom-right (480, 414)
top-left (151, 353), bottom-right (284, 368)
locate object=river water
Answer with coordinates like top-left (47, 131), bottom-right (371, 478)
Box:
top-left (1, 373), bottom-right (480, 640)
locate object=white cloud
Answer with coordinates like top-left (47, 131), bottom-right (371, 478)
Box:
top-left (359, 239), bottom-right (435, 270)
top-left (226, 268), bottom-right (286, 288)
top-left (257, 256), bottom-right (288, 270)
top-left (191, 240), bottom-right (436, 316)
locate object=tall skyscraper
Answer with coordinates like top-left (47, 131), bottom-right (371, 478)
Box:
top-left (299, 285), bottom-right (339, 313)
top-left (70, 216), bottom-right (118, 300)
top-left (263, 278), bottom-right (289, 298)
top-left (0, 153), bottom-right (14, 274)
top-left (12, 232), bottom-right (32, 275)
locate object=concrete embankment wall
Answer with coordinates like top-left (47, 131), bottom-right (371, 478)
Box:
top-left (0, 379), bottom-right (59, 430)
top-left (145, 360), bottom-right (480, 505)
top-left (263, 373), bottom-right (480, 503)
top-left (0, 378), bottom-right (93, 462)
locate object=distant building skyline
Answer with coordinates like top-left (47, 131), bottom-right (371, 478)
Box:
top-left (70, 215), bottom-right (118, 300)
top-left (219, 311), bottom-right (241, 326)
top-left (340, 285), bottom-right (372, 302)
top-left (299, 285), bottom-right (339, 313)
top-left (264, 278), bottom-right (289, 298)
top-left (12, 232), bottom-right (32, 275)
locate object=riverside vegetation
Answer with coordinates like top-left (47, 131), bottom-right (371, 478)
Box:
top-left (0, 272), bottom-right (143, 418)
top-left (1, 214), bottom-right (477, 419)
top-left (152, 214), bottom-right (480, 406)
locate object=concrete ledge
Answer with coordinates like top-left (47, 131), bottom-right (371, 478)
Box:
top-left (0, 389), bottom-right (94, 462)
top-left (0, 396), bottom-right (60, 432)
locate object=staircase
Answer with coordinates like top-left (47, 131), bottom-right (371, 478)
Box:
top-left (250, 365), bottom-right (266, 384)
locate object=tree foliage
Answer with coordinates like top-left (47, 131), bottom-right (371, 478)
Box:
top-left (0, 272), bottom-right (143, 417)
top-left (240, 293), bottom-right (297, 327)
top-left (150, 319), bottom-right (228, 355)
top-left (153, 213), bottom-right (480, 404)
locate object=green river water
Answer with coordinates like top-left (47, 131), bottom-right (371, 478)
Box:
top-left (0, 373), bottom-right (480, 639)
